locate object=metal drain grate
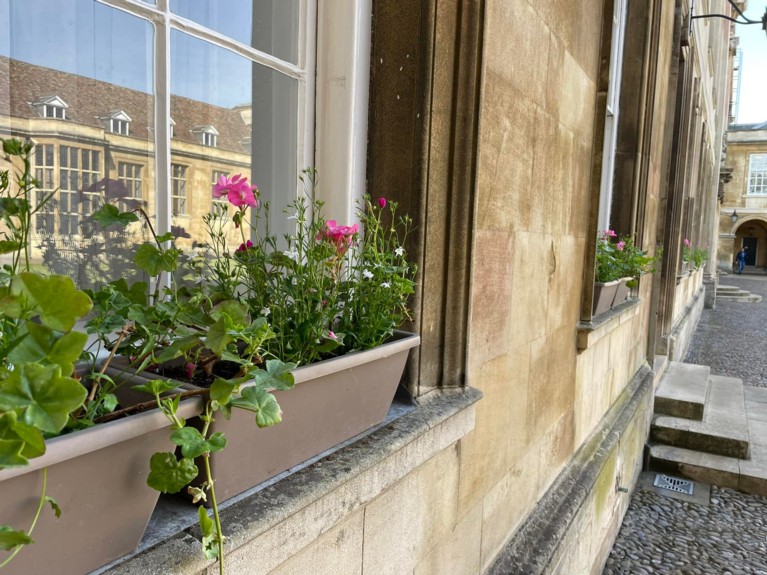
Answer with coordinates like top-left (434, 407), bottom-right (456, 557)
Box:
top-left (653, 474), bottom-right (694, 495)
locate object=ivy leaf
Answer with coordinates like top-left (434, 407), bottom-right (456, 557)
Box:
top-left (14, 273), bottom-right (92, 331)
top-left (0, 364), bottom-right (87, 434)
top-left (171, 427), bottom-right (227, 459)
top-left (47, 330), bottom-right (88, 372)
top-left (230, 387), bottom-right (282, 428)
top-left (0, 439), bottom-right (27, 468)
top-left (0, 526), bottom-right (33, 551)
top-left (251, 360), bottom-right (296, 392)
top-left (198, 506), bottom-right (221, 560)
top-left (110, 278), bottom-right (148, 306)
top-left (0, 412), bottom-right (45, 462)
top-left (135, 243), bottom-right (177, 276)
top-left (146, 452), bottom-right (198, 493)
top-left (132, 379), bottom-right (178, 396)
top-left (92, 204), bottom-right (139, 228)
top-left (156, 232), bottom-right (175, 243)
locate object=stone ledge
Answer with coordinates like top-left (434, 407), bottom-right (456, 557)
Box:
top-left (487, 364), bottom-right (653, 575)
top-left (98, 387), bottom-right (482, 575)
top-left (576, 298), bottom-right (642, 352)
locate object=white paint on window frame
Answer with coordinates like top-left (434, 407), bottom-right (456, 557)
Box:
top-left (747, 153), bottom-right (767, 196)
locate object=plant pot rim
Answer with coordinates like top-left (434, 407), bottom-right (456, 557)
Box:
top-left (594, 279), bottom-right (621, 287)
top-left (0, 392), bottom-right (202, 480)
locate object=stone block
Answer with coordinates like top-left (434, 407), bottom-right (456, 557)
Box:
top-left (459, 348), bottom-right (529, 516)
top-left (266, 513), bottom-right (363, 575)
top-left (362, 446), bottom-right (460, 575)
top-left (508, 232), bottom-right (549, 350)
top-left (468, 230), bottom-right (514, 368)
top-left (479, 445), bottom-right (541, 572)
top-left (414, 503), bottom-right (482, 575)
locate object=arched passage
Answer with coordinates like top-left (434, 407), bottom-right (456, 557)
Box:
top-left (732, 217), bottom-right (767, 271)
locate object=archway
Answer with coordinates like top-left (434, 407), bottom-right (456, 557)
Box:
top-left (732, 218), bottom-right (767, 272)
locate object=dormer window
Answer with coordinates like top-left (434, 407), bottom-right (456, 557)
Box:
top-left (192, 125), bottom-right (219, 148)
top-left (170, 118), bottom-right (176, 138)
top-left (100, 110), bottom-right (132, 136)
top-left (31, 96), bottom-right (68, 120)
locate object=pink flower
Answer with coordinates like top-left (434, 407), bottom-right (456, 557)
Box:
top-left (328, 331), bottom-right (337, 340)
top-left (616, 241), bottom-right (625, 251)
top-left (184, 362), bottom-right (196, 380)
top-left (318, 220), bottom-right (359, 255)
top-left (378, 197), bottom-right (387, 208)
top-left (213, 174), bottom-right (259, 208)
top-left (607, 230), bottom-right (617, 237)
top-left (683, 238), bottom-right (690, 247)
top-left (236, 240), bottom-right (254, 253)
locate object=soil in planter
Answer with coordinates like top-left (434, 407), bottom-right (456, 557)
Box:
top-left (152, 359), bottom-right (242, 388)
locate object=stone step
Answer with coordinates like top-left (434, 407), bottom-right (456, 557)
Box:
top-left (716, 285), bottom-right (762, 302)
top-left (649, 444), bottom-right (767, 497)
top-left (716, 284), bottom-right (741, 293)
top-left (717, 293), bottom-right (762, 303)
top-left (651, 375), bottom-right (750, 458)
top-left (654, 362), bottom-right (710, 421)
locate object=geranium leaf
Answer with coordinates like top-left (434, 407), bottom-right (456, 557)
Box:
top-left (146, 452), bottom-right (198, 493)
top-left (198, 506), bottom-right (220, 559)
top-left (14, 273), bottom-right (92, 331)
top-left (156, 335), bottom-right (200, 363)
top-left (252, 360), bottom-right (296, 391)
top-left (132, 380), bottom-right (178, 396)
top-left (230, 387), bottom-right (282, 428)
top-left (93, 204), bottom-right (139, 228)
top-left (135, 243), bottom-right (177, 276)
top-left (0, 412), bottom-right (45, 461)
top-left (209, 378), bottom-right (236, 405)
top-left (0, 439), bottom-right (28, 468)
top-left (205, 318), bottom-right (232, 355)
top-left (0, 240), bottom-right (21, 255)
top-left (0, 526), bottom-right (33, 551)
top-left (0, 364), bottom-right (87, 434)
top-left (45, 497), bottom-right (61, 518)
top-left (211, 300), bottom-right (249, 327)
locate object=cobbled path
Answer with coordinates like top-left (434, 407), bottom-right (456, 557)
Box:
top-left (602, 275), bottom-right (767, 575)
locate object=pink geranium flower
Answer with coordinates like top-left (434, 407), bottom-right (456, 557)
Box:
top-left (213, 174), bottom-right (259, 208)
top-left (236, 240), bottom-right (254, 253)
top-left (683, 238), bottom-right (690, 247)
top-left (378, 197), bottom-right (387, 208)
top-left (318, 220), bottom-right (359, 255)
top-left (617, 241), bottom-right (625, 251)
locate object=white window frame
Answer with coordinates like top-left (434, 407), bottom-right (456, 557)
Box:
top-left (111, 118), bottom-right (130, 136)
top-left (118, 162), bottom-right (144, 199)
top-left (94, 0), bottom-right (369, 236)
top-left (747, 153), bottom-right (767, 196)
top-left (597, 0), bottom-right (628, 230)
top-left (44, 105), bottom-right (66, 119)
top-left (171, 163), bottom-right (188, 216)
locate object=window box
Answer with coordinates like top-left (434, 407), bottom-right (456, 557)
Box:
top-left (111, 331), bottom-right (420, 503)
top-left (0, 386), bottom-right (202, 575)
top-left (593, 279), bottom-right (620, 316)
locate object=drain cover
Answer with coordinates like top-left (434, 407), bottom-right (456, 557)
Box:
top-left (653, 474), bottom-right (694, 495)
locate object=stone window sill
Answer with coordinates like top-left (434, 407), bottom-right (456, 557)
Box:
top-left (576, 297), bottom-right (641, 352)
top-left (94, 387), bottom-right (482, 574)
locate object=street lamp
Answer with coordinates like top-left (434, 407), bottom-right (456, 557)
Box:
top-left (731, 210), bottom-right (739, 223)
top-left (691, 0), bottom-right (767, 39)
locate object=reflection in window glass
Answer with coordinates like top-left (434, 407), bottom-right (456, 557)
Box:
top-left (0, 0), bottom-right (154, 290)
top-left (171, 0), bottom-right (300, 64)
top-left (171, 30), bottom-right (298, 247)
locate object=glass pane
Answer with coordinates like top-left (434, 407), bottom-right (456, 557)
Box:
top-left (171, 30), bottom-right (298, 248)
top-left (171, 0), bottom-right (300, 64)
top-left (0, 0), bottom-right (155, 290)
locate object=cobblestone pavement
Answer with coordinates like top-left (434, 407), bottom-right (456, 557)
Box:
top-left (603, 275), bottom-right (767, 575)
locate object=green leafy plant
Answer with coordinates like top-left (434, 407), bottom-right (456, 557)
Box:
top-left (89, 202), bottom-right (296, 574)
top-left (205, 169), bottom-right (416, 365)
top-left (681, 239), bottom-right (708, 269)
top-left (596, 230), bottom-right (659, 286)
top-left (0, 139), bottom-right (94, 566)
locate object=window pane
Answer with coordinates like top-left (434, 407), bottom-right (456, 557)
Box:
top-left (0, 0), bottom-right (155, 290)
top-left (171, 30), bottom-right (298, 247)
top-left (170, 0), bottom-right (300, 64)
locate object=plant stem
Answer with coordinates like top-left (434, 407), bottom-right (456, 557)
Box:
top-left (93, 388), bottom-right (209, 424)
top-left (203, 454), bottom-right (225, 575)
top-left (0, 468), bottom-right (49, 570)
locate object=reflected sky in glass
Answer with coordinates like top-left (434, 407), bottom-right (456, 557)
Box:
top-left (171, 0), bottom-right (299, 64)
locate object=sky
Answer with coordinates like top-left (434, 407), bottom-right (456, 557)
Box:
top-left (735, 4), bottom-right (767, 123)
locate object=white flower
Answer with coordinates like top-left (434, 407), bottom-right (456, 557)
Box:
top-left (395, 247), bottom-right (404, 257)
top-left (362, 269), bottom-right (374, 279)
top-left (260, 307), bottom-right (270, 317)
top-left (381, 282), bottom-right (391, 288)
top-left (292, 277), bottom-right (298, 285)
top-left (285, 248), bottom-right (299, 261)
top-left (287, 214), bottom-right (298, 221)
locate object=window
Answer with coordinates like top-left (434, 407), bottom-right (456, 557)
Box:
top-left (171, 164), bottom-right (188, 216)
top-left (34, 144), bottom-right (56, 231)
top-left (192, 125), bottom-right (219, 148)
top-left (59, 146), bottom-right (101, 235)
top-left (118, 162), bottom-right (143, 199)
top-left (44, 105), bottom-right (66, 119)
top-left (597, 0), bottom-right (628, 229)
top-left (31, 96), bottom-right (68, 120)
top-left (748, 154), bottom-right (767, 195)
top-left (211, 170), bottom-right (229, 211)
top-left (111, 118), bottom-right (130, 136)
